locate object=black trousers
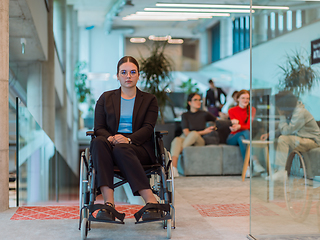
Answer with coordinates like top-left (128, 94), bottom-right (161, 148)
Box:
top-left (90, 136), bottom-right (153, 196)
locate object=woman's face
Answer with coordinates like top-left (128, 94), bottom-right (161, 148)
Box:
top-left (188, 94), bottom-right (202, 111)
top-left (117, 61), bottom-right (139, 89)
top-left (238, 93), bottom-right (250, 108)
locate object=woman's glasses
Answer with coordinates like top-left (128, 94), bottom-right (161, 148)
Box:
top-left (120, 70), bottom-right (137, 77)
top-left (192, 98), bottom-right (203, 103)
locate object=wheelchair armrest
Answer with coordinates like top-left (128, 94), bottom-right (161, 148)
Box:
top-left (86, 131), bottom-right (95, 136)
top-left (155, 130), bottom-right (168, 138)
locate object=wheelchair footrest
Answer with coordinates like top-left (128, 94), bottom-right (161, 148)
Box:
top-left (89, 204), bottom-right (125, 224)
top-left (134, 203), bottom-right (171, 223)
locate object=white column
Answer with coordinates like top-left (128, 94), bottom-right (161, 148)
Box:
top-left (27, 62), bottom-right (42, 126)
top-left (42, 0), bottom-right (55, 142)
top-left (220, 18), bottom-right (233, 59)
top-left (199, 31), bottom-right (209, 66)
top-left (253, 14), bottom-right (267, 46)
top-left (0, 0), bottom-right (9, 211)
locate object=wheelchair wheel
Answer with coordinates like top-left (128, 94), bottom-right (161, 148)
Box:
top-left (284, 150), bottom-right (313, 222)
top-left (81, 217), bottom-right (89, 240)
top-left (79, 149), bottom-right (90, 233)
top-left (79, 149), bottom-right (89, 214)
top-left (165, 149), bottom-right (174, 238)
top-left (166, 219), bottom-right (172, 239)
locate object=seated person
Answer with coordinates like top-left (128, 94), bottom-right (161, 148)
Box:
top-left (170, 93), bottom-right (220, 177)
top-left (227, 90), bottom-right (265, 177)
top-left (219, 90), bottom-right (239, 120)
top-left (90, 56), bottom-right (161, 221)
top-left (260, 91), bottom-right (320, 181)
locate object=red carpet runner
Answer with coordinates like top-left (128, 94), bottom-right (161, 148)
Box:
top-left (11, 205), bottom-right (143, 220)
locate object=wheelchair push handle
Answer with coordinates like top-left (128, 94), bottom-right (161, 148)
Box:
top-left (155, 130), bottom-right (168, 138)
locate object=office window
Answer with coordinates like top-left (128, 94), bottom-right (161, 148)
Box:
top-left (240, 17), bottom-right (244, 51)
top-left (244, 16), bottom-right (250, 49)
top-left (233, 16), bottom-right (250, 54)
top-left (270, 12), bottom-right (275, 31)
top-left (233, 18), bottom-right (239, 54)
top-left (296, 10), bottom-right (302, 28)
top-left (279, 14), bottom-right (284, 32)
top-left (211, 23), bottom-right (220, 62)
top-left (287, 11), bottom-right (292, 31)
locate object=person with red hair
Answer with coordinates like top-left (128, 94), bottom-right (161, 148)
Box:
top-left (227, 89), bottom-right (265, 176)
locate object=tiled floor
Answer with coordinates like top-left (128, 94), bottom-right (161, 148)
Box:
top-left (2, 175), bottom-right (320, 239)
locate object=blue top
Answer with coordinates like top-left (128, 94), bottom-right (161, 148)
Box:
top-left (118, 97), bottom-right (135, 133)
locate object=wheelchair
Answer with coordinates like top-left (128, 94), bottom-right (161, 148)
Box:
top-left (284, 149), bottom-right (320, 223)
top-left (79, 130), bottom-right (175, 239)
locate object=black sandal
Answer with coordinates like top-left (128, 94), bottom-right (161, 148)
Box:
top-left (96, 202), bottom-right (115, 221)
top-left (142, 204), bottom-right (162, 221)
top-left (134, 202), bottom-right (170, 223)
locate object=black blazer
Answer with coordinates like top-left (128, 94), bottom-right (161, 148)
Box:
top-left (205, 87), bottom-right (227, 107)
top-left (94, 87), bottom-right (159, 162)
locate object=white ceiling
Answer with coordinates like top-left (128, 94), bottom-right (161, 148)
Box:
top-left (67, 0), bottom-right (253, 37)
top-left (66, 0), bottom-right (317, 38)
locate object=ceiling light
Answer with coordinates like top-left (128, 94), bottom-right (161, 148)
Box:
top-left (149, 35), bottom-right (170, 41)
top-left (130, 38), bottom-right (146, 43)
top-left (135, 11), bottom-right (230, 17)
top-left (168, 38), bottom-right (184, 44)
top-left (156, 3), bottom-right (289, 10)
top-left (144, 8), bottom-right (254, 13)
top-left (123, 16), bottom-right (191, 21)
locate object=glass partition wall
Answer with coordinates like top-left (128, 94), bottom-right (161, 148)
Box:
top-left (16, 98), bottom-right (78, 206)
top-left (250, 1), bottom-right (320, 239)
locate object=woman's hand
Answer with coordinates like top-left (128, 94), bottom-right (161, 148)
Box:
top-left (113, 134), bottom-right (130, 144)
top-left (260, 133), bottom-right (269, 141)
top-left (202, 126), bottom-right (216, 135)
top-left (229, 123), bottom-right (241, 132)
top-left (107, 136), bottom-right (115, 144)
top-left (231, 119), bottom-right (239, 125)
top-left (107, 134), bottom-right (130, 145)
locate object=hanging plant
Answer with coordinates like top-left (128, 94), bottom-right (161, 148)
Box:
top-left (278, 50), bottom-right (319, 96)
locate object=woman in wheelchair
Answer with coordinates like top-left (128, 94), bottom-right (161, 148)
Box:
top-left (260, 91), bottom-right (320, 181)
top-left (90, 56), bottom-right (162, 222)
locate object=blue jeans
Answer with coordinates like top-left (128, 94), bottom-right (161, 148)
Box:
top-left (226, 130), bottom-right (249, 161)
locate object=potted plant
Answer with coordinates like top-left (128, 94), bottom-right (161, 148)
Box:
top-left (278, 50), bottom-right (319, 96)
top-left (179, 78), bottom-right (200, 95)
top-left (139, 42), bottom-right (174, 124)
top-left (74, 61), bottom-right (94, 129)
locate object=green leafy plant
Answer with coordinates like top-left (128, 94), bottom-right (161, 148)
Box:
top-left (74, 61), bottom-right (91, 103)
top-left (179, 78), bottom-right (199, 95)
top-left (278, 50), bottom-right (319, 96)
top-left (139, 42), bottom-right (174, 124)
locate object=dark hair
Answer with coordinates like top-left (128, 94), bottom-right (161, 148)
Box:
top-left (237, 89), bottom-right (250, 123)
top-left (232, 90), bottom-right (239, 98)
top-left (208, 79), bottom-right (213, 84)
top-left (117, 56), bottom-right (139, 74)
top-left (275, 91), bottom-right (298, 118)
top-left (186, 92), bottom-right (201, 111)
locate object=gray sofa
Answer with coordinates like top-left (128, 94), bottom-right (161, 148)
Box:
top-left (177, 144), bottom-right (243, 176)
top-left (176, 120), bottom-right (243, 176)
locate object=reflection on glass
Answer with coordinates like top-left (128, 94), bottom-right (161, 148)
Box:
top-left (251, 0), bottom-right (320, 238)
top-left (17, 99), bottom-right (77, 206)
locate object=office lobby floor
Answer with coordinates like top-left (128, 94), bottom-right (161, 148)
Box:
top-left (1, 176), bottom-right (249, 240)
top-left (2, 176), bottom-right (320, 240)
